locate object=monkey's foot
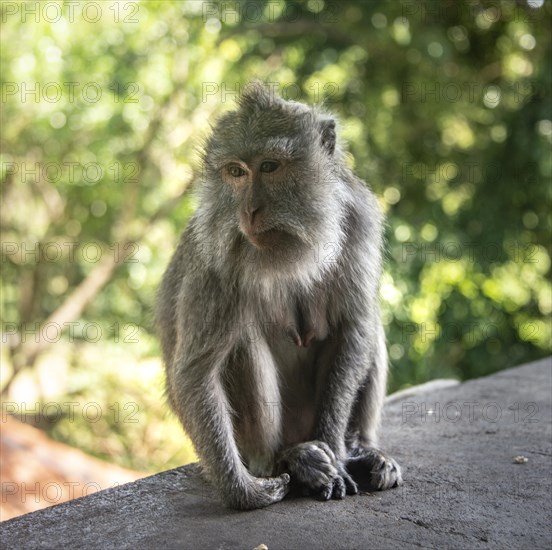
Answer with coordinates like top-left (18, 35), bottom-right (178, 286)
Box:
top-left (225, 473), bottom-right (290, 510)
top-left (279, 441), bottom-right (358, 501)
top-left (346, 447), bottom-right (402, 491)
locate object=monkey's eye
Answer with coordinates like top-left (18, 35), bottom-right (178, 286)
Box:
top-left (260, 160), bottom-right (279, 173)
top-left (227, 165), bottom-right (246, 178)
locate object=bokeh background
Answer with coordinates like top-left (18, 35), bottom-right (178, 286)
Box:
top-left (1, 0), bottom-right (550, 518)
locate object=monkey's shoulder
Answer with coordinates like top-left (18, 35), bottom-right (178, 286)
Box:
top-left (160, 223), bottom-right (236, 318)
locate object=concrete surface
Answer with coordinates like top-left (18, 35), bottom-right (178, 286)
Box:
top-left (1, 357), bottom-right (551, 550)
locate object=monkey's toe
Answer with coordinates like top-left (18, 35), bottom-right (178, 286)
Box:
top-left (347, 447), bottom-right (402, 491)
top-left (332, 475), bottom-right (347, 499)
top-left (340, 464), bottom-right (359, 495)
top-left (314, 465), bottom-right (357, 500)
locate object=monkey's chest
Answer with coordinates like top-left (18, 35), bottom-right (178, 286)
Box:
top-left (246, 289), bottom-right (333, 442)
top-left (270, 291), bottom-right (331, 348)
top-left (268, 336), bottom-right (318, 445)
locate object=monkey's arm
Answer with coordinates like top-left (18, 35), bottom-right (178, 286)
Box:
top-left (312, 322), bottom-right (372, 460)
top-left (168, 345), bottom-right (288, 509)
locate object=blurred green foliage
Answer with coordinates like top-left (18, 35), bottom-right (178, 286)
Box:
top-left (1, 0), bottom-right (550, 472)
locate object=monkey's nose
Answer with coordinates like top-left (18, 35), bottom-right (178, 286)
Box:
top-left (248, 206), bottom-right (261, 226)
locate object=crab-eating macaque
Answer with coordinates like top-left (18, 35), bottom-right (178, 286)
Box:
top-left (156, 83), bottom-right (402, 510)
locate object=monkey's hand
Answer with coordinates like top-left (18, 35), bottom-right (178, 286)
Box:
top-left (223, 473), bottom-right (290, 510)
top-left (278, 441), bottom-right (358, 501)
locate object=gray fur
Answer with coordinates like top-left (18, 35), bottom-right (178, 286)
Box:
top-left (156, 83), bottom-right (402, 510)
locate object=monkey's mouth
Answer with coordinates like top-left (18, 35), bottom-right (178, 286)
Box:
top-left (244, 227), bottom-right (298, 251)
top-left (247, 228), bottom-right (283, 248)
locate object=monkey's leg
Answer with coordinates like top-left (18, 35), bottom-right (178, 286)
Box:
top-left (346, 322), bottom-right (402, 491)
top-left (278, 326), bottom-right (374, 500)
top-left (169, 349), bottom-right (289, 510)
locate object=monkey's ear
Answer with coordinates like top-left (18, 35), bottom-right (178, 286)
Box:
top-left (319, 118), bottom-right (336, 155)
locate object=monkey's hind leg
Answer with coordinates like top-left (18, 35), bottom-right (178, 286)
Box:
top-left (346, 322), bottom-right (402, 491)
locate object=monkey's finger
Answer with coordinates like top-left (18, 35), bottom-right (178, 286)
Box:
top-left (261, 473), bottom-right (290, 491)
top-left (313, 441), bottom-right (337, 464)
top-left (279, 473), bottom-right (291, 490)
top-left (310, 472), bottom-right (338, 501)
top-left (307, 455), bottom-right (337, 477)
top-left (258, 474), bottom-right (291, 503)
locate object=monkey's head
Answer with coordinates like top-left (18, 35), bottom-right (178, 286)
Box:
top-left (198, 83), bottom-right (347, 284)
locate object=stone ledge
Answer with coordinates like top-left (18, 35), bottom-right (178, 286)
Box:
top-left (1, 357), bottom-right (551, 550)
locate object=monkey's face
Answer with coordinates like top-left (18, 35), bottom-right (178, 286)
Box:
top-left (220, 152), bottom-right (309, 250)
top-left (210, 121), bottom-right (340, 246)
